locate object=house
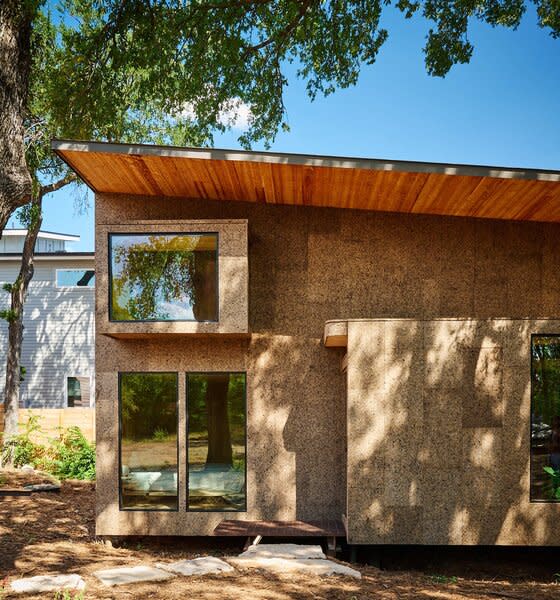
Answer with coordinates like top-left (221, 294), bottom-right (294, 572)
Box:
top-left (0, 230), bottom-right (95, 408)
top-left (53, 139), bottom-right (560, 546)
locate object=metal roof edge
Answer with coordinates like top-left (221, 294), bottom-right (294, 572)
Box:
top-left (2, 229), bottom-right (80, 241)
top-left (51, 139), bottom-right (560, 183)
top-left (0, 252), bottom-right (94, 260)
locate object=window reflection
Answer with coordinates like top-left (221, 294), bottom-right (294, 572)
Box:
top-left (110, 233), bottom-right (218, 322)
top-left (531, 336), bottom-right (560, 501)
top-left (120, 373), bottom-right (178, 510)
top-left (57, 269), bottom-right (95, 287)
top-left (187, 373), bottom-right (246, 511)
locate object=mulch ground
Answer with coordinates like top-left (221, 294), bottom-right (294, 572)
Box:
top-left (1, 469), bottom-right (560, 599)
top-left (0, 469), bottom-right (58, 489)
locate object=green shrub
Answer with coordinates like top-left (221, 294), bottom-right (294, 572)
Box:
top-left (0, 415), bottom-right (95, 480)
top-left (0, 413), bottom-right (45, 468)
top-left (47, 426), bottom-right (95, 480)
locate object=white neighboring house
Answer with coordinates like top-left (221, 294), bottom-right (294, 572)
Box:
top-left (0, 229), bottom-right (94, 408)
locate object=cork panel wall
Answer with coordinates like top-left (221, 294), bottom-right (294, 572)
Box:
top-left (346, 319), bottom-right (560, 546)
top-left (95, 192), bottom-right (560, 538)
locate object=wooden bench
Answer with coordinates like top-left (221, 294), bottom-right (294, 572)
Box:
top-left (213, 519), bottom-right (346, 556)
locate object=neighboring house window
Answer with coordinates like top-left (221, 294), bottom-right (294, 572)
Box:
top-left (187, 373), bottom-right (246, 511)
top-left (57, 269), bottom-right (95, 287)
top-left (531, 335), bottom-right (560, 501)
top-left (109, 233), bottom-right (218, 322)
top-left (119, 373), bottom-right (178, 511)
top-left (67, 376), bottom-right (91, 407)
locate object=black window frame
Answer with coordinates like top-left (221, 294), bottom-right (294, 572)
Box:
top-left (530, 333), bottom-right (560, 503)
top-left (186, 371), bottom-right (248, 513)
top-left (108, 231), bottom-right (220, 323)
top-left (118, 371), bottom-right (180, 512)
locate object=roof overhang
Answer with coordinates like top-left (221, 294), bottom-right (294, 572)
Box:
top-left (52, 139), bottom-right (560, 223)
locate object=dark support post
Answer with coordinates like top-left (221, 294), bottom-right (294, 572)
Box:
top-left (243, 536), bottom-right (253, 551)
top-left (326, 536), bottom-right (337, 557)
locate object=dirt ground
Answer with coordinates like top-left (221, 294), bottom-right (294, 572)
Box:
top-left (1, 470), bottom-right (560, 599)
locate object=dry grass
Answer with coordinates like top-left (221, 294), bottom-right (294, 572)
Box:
top-left (1, 470), bottom-right (560, 599)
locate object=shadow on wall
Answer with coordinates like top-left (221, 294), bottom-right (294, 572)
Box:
top-left (347, 318), bottom-right (559, 546)
top-left (94, 331), bottom-right (346, 533)
top-left (249, 333), bottom-right (346, 521)
top-left (92, 194), bottom-right (560, 537)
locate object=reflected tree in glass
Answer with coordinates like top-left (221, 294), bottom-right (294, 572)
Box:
top-left (531, 336), bottom-right (560, 501)
top-left (120, 373), bottom-right (178, 510)
top-left (110, 233), bottom-right (217, 321)
top-left (187, 373), bottom-right (246, 511)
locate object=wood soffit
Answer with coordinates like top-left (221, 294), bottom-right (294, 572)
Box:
top-left (52, 139), bottom-right (560, 223)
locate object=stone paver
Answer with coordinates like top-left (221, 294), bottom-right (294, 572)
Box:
top-left (239, 543), bottom-right (326, 560)
top-left (10, 574), bottom-right (85, 594)
top-left (93, 565), bottom-right (175, 587)
top-left (23, 483), bottom-right (61, 493)
top-left (228, 556), bottom-right (362, 579)
top-left (156, 556), bottom-right (234, 576)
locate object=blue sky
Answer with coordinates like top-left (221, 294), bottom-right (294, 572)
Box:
top-left (17, 4), bottom-right (560, 252)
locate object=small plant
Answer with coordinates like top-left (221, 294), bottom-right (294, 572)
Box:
top-left (53, 590), bottom-right (84, 600)
top-left (1, 576), bottom-right (8, 600)
top-left (553, 572), bottom-right (560, 584)
top-left (429, 574), bottom-right (458, 585)
top-left (543, 466), bottom-right (560, 500)
top-left (152, 428), bottom-right (168, 442)
top-left (232, 457), bottom-right (245, 472)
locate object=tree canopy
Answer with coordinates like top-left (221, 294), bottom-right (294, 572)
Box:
top-left (3, 0), bottom-right (559, 221)
top-left (37, 1), bottom-right (560, 152)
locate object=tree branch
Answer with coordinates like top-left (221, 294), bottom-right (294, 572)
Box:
top-left (243, 0), bottom-right (315, 56)
top-left (39, 173), bottom-right (77, 198)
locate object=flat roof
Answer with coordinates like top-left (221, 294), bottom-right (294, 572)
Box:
top-left (2, 229), bottom-right (80, 241)
top-left (52, 139), bottom-right (560, 223)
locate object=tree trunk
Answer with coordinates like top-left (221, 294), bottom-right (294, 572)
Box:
top-left (0, 0), bottom-right (34, 232)
top-left (2, 174), bottom-right (74, 446)
top-left (191, 245), bottom-right (218, 321)
top-left (2, 194), bottom-right (42, 443)
top-left (205, 374), bottom-right (233, 467)
top-left (190, 246), bottom-right (230, 467)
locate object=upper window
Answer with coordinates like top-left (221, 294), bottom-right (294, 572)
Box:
top-left (56, 269), bottom-right (95, 288)
top-left (109, 233), bottom-right (218, 322)
top-left (67, 376), bottom-right (91, 407)
top-left (531, 335), bottom-right (560, 501)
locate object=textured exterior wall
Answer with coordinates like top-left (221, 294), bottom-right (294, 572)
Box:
top-left (0, 258), bottom-right (95, 408)
top-left (346, 318), bottom-right (560, 546)
top-left (95, 192), bottom-right (560, 540)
